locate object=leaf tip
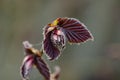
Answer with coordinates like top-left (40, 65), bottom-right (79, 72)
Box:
top-left (23, 41), bottom-right (32, 49)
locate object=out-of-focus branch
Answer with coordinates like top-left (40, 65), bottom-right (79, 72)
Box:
top-left (50, 66), bottom-right (60, 80)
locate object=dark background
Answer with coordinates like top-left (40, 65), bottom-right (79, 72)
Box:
top-left (0, 0), bottom-right (120, 80)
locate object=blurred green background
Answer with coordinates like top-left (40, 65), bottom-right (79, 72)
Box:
top-left (0, 0), bottom-right (120, 80)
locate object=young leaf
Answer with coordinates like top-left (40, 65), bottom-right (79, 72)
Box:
top-left (59, 18), bottom-right (93, 43)
top-left (20, 55), bottom-right (34, 80)
top-left (43, 32), bottom-right (60, 60)
top-left (34, 56), bottom-right (50, 80)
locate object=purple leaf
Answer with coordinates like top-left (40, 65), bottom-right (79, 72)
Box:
top-left (34, 56), bottom-right (50, 80)
top-left (20, 55), bottom-right (34, 80)
top-left (59, 18), bottom-right (93, 43)
top-left (43, 32), bottom-right (61, 60)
